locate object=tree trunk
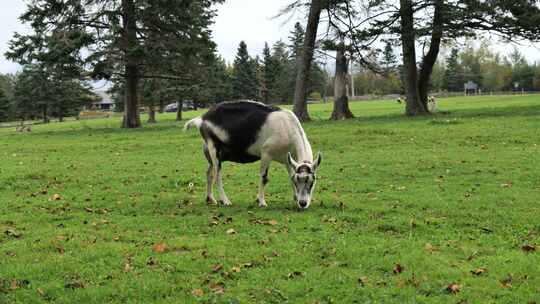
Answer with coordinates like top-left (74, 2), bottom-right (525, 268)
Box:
top-left (158, 99), bottom-right (165, 113)
top-left (417, 0), bottom-right (444, 110)
top-left (176, 101), bottom-right (183, 121)
top-left (42, 105), bottom-right (49, 123)
top-left (399, 0), bottom-right (428, 116)
top-left (292, 0), bottom-right (323, 122)
top-left (121, 0), bottom-right (141, 128)
top-left (147, 106), bottom-right (156, 123)
top-left (331, 42), bottom-right (354, 120)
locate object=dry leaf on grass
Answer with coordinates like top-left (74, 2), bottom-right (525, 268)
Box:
top-left (393, 264), bottom-right (404, 274)
top-left (471, 268), bottom-right (487, 276)
top-left (446, 283), bottom-right (461, 294)
top-left (191, 289), bottom-right (204, 297)
top-left (152, 243), bottom-right (168, 253)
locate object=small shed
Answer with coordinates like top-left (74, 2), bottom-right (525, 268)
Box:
top-left (464, 81), bottom-right (478, 95)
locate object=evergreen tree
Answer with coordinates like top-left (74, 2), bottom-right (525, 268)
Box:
top-left (232, 41), bottom-right (259, 100)
top-left (380, 41), bottom-right (398, 75)
top-left (7, 0), bottom-right (222, 128)
top-left (289, 22), bottom-right (306, 61)
top-left (443, 49), bottom-right (464, 92)
top-left (0, 88), bottom-right (10, 122)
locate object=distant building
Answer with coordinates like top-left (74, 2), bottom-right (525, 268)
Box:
top-left (89, 90), bottom-right (115, 111)
top-left (464, 81), bottom-right (478, 95)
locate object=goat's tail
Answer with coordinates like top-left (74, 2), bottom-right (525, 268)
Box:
top-left (183, 116), bottom-right (203, 132)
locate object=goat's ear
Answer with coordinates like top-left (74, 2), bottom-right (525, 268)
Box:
top-left (313, 152), bottom-right (322, 171)
top-left (287, 152), bottom-right (298, 170)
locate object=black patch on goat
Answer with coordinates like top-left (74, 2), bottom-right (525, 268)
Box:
top-left (201, 101), bottom-right (281, 163)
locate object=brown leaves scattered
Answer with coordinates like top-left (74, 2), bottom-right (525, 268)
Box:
top-left (230, 266), bottom-right (241, 273)
top-left (521, 244), bottom-right (536, 253)
top-left (50, 194), bottom-right (62, 201)
top-left (226, 228), bottom-right (236, 235)
top-left (471, 268), bottom-right (487, 276)
top-left (152, 243), bottom-right (168, 253)
top-left (446, 283), bottom-right (461, 294)
top-left (393, 264), bottom-right (404, 274)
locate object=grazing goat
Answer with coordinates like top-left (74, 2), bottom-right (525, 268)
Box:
top-left (184, 101), bottom-right (322, 209)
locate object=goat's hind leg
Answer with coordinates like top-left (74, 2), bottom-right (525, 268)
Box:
top-left (203, 143), bottom-right (217, 205)
top-left (206, 140), bottom-right (232, 206)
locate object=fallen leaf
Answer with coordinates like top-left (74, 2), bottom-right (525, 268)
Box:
top-left (500, 274), bottom-right (512, 288)
top-left (226, 228), bottom-right (236, 235)
top-left (500, 181), bottom-right (513, 188)
top-left (521, 244), bottom-right (536, 252)
top-left (267, 219), bottom-right (278, 226)
top-left (37, 288), bottom-right (45, 296)
top-left (210, 282), bottom-right (225, 294)
top-left (471, 268), bottom-right (487, 276)
top-left (358, 276), bottom-right (369, 286)
top-left (446, 283), bottom-right (461, 294)
top-left (424, 243), bottom-right (438, 252)
top-left (287, 271), bottom-right (303, 279)
top-left (153, 243), bottom-right (168, 253)
top-left (212, 264), bottom-right (223, 273)
top-left (191, 289), bottom-right (204, 297)
top-left (231, 267), bottom-right (241, 273)
top-left (51, 194), bottom-right (62, 201)
top-left (393, 264), bottom-right (404, 274)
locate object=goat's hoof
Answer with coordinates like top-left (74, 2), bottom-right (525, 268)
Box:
top-left (258, 200), bottom-right (268, 208)
top-left (221, 199), bottom-right (232, 206)
top-left (206, 197), bottom-right (218, 205)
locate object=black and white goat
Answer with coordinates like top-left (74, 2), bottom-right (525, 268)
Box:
top-left (184, 101), bottom-right (322, 209)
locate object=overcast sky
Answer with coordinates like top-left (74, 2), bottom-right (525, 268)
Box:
top-left (0, 0), bottom-right (539, 75)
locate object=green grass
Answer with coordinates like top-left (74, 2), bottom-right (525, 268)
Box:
top-left (1, 95), bottom-right (539, 303)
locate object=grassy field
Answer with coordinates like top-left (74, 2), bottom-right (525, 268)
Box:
top-left (1, 95), bottom-right (539, 303)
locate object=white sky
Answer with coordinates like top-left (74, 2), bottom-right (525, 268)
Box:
top-left (0, 0), bottom-right (538, 75)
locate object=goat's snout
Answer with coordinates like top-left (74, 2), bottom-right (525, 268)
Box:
top-left (298, 200), bottom-right (308, 209)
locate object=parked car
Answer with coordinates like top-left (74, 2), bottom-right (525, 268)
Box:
top-left (164, 101), bottom-right (195, 112)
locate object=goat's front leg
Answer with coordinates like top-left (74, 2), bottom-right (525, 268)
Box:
top-left (257, 157), bottom-right (271, 207)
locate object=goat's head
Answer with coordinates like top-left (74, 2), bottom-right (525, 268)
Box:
top-left (287, 152), bottom-right (322, 210)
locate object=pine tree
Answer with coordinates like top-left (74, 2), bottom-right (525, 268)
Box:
top-left (232, 41), bottom-right (259, 100)
top-left (381, 42), bottom-right (397, 76)
top-left (289, 22), bottom-right (306, 61)
top-left (443, 49), bottom-right (464, 92)
top-left (7, 0), bottom-right (222, 128)
top-left (0, 88), bottom-right (10, 122)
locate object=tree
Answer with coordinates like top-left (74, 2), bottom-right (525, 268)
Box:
top-left (0, 88), bottom-right (10, 122)
top-left (381, 41), bottom-right (398, 76)
top-left (331, 40), bottom-right (354, 120)
top-left (7, 0), bottom-right (222, 128)
top-left (232, 41), bottom-right (259, 100)
top-left (443, 49), bottom-right (464, 92)
top-left (337, 0), bottom-right (540, 115)
top-left (293, 0), bottom-right (323, 121)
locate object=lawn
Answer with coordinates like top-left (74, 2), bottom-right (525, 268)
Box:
top-left (1, 95), bottom-right (539, 303)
